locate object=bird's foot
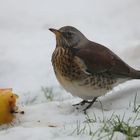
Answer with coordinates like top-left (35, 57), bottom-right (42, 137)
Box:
top-left (72, 100), bottom-right (92, 107)
top-left (82, 97), bottom-right (98, 114)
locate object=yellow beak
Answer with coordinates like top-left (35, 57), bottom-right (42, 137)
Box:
top-left (49, 28), bottom-right (61, 37)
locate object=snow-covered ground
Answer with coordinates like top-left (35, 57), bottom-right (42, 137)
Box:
top-left (0, 0), bottom-right (140, 139)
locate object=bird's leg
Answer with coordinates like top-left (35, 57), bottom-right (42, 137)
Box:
top-left (83, 97), bottom-right (98, 114)
top-left (72, 100), bottom-right (91, 106)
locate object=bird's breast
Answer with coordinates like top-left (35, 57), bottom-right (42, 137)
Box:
top-left (52, 47), bottom-right (84, 81)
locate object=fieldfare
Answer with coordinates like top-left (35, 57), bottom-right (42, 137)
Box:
top-left (49, 26), bottom-right (140, 113)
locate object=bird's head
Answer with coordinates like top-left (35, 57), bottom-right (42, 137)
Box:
top-left (49, 26), bottom-right (88, 48)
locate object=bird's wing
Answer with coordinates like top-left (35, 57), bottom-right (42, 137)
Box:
top-left (74, 41), bottom-right (132, 78)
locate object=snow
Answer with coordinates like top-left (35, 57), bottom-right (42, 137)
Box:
top-left (0, 0), bottom-right (140, 139)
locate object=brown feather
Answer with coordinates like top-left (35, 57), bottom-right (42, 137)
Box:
top-left (75, 41), bottom-right (133, 78)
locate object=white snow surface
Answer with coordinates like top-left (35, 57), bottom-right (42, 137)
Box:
top-left (0, 0), bottom-right (140, 139)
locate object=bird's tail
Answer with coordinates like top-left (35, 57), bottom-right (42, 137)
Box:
top-left (130, 69), bottom-right (140, 79)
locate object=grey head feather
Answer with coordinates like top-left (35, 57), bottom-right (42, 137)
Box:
top-left (58, 26), bottom-right (88, 48)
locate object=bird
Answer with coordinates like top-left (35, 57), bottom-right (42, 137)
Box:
top-left (49, 26), bottom-right (140, 114)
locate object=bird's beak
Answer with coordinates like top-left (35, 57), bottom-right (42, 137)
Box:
top-left (49, 28), bottom-right (61, 37)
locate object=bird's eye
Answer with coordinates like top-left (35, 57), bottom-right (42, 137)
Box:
top-left (66, 32), bottom-right (72, 37)
top-left (62, 31), bottom-right (73, 38)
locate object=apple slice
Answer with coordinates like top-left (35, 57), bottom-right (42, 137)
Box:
top-left (0, 88), bottom-right (19, 125)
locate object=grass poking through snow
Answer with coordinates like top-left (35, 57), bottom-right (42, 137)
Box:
top-left (70, 93), bottom-right (140, 140)
top-left (71, 113), bottom-right (140, 140)
top-left (133, 93), bottom-right (140, 113)
top-left (41, 86), bottom-right (54, 101)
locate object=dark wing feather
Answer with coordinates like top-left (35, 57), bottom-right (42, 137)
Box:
top-left (74, 41), bottom-right (132, 78)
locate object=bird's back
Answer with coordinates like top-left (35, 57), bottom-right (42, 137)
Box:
top-left (75, 41), bottom-right (140, 79)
